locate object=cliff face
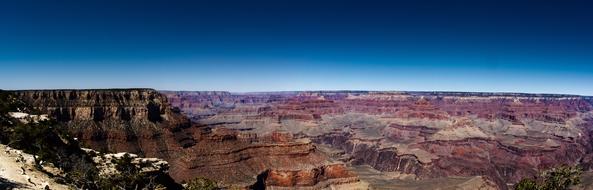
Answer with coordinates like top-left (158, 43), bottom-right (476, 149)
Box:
top-left (13, 89), bottom-right (194, 159)
top-left (165, 91), bottom-right (593, 189)
top-left (15, 89), bottom-right (170, 122)
top-left (12, 89), bottom-right (361, 189)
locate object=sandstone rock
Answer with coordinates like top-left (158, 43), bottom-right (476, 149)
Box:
top-left (0, 144), bottom-right (70, 190)
top-left (82, 148), bottom-right (169, 176)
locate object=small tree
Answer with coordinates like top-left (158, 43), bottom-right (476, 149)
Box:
top-left (185, 177), bottom-right (218, 190)
top-left (515, 165), bottom-right (582, 190)
top-left (540, 165), bottom-right (581, 190)
top-left (515, 178), bottom-right (539, 190)
top-left (105, 153), bottom-right (147, 189)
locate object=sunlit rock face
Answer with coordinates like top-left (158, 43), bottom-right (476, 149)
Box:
top-left (11, 89), bottom-right (362, 189)
top-left (163, 91), bottom-right (593, 189)
top-left (13, 89), bottom-right (193, 159)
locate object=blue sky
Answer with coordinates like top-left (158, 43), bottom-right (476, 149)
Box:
top-left (1, 0), bottom-right (592, 95)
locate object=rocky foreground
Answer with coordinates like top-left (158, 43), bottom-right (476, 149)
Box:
top-left (9, 89), bottom-right (593, 189)
top-left (0, 144), bottom-right (70, 190)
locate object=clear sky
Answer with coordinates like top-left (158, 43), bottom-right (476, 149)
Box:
top-left (1, 0), bottom-right (592, 95)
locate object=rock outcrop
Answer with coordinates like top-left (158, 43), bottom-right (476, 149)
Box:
top-left (13, 89), bottom-right (194, 159)
top-left (82, 148), bottom-right (170, 176)
top-left (168, 128), bottom-right (364, 188)
top-left (0, 144), bottom-right (71, 190)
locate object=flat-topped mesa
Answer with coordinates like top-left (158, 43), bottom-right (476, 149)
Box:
top-left (11, 89), bottom-right (195, 158)
top-left (13, 89), bottom-right (172, 122)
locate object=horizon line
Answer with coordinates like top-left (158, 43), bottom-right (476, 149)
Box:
top-left (4, 88), bottom-right (592, 97)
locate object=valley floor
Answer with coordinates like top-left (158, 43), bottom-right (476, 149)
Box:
top-left (350, 165), bottom-right (496, 190)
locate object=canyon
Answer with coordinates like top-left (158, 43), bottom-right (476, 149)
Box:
top-left (11, 89), bottom-right (364, 189)
top-left (162, 90), bottom-right (593, 189)
top-left (8, 89), bottom-right (593, 189)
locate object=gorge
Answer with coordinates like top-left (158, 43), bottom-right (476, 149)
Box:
top-left (5, 89), bottom-right (593, 189)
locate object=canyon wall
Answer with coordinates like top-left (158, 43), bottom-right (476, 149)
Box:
top-left (13, 89), bottom-right (194, 159)
top-left (14, 89), bottom-right (590, 189)
top-left (163, 91), bottom-right (593, 189)
top-left (12, 89), bottom-right (363, 189)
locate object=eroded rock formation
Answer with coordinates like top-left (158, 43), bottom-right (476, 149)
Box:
top-left (163, 91), bottom-right (593, 189)
top-left (12, 89), bottom-right (362, 189)
top-left (13, 89), bottom-right (194, 159)
top-left (14, 89), bottom-right (592, 189)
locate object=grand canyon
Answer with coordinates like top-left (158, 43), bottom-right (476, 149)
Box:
top-left (2, 88), bottom-right (593, 189)
top-left (4, 0), bottom-right (593, 189)
top-left (3, 0), bottom-right (593, 189)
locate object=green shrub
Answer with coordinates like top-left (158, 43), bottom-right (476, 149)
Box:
top-left (515, 165), bottom-right (582, 190)
top-left (186, 177), bottom-right (218, 190)
top-left (540, 165), bottom-right (582, 190)
top-left (515, 178), bottom-right (539, 190)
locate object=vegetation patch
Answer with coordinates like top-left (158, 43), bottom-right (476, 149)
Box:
top-left (515, 165), bottom-right (582, 190)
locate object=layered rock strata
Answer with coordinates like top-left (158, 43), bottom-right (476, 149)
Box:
top-left (11, 89), bottom-right (363, 189)
top-left (13, 89), bottom-right (193, 159)
top-left (163, 91), bottom-right (593, 189)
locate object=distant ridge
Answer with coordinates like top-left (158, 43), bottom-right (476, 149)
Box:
top-left (3, 88), bottom-right (591, 98)
top-left (10, 88), bottom-right (156, 92)
top-left (163, 90), bottom-right (591, 98)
